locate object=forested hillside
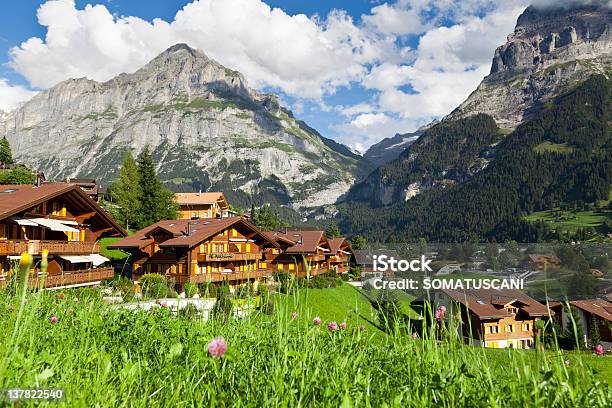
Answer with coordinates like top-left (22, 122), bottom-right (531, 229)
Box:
top-left (338, 75), bottom-right (612, 242)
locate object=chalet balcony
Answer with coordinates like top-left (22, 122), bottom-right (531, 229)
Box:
top-left (308, 254), bottom-right (326, 262)
top-left (199, 252), bottom-right (262, 262)
top-left (187, 268), bottom-right (274, 283)
top-left (0, 267), bottom-right (114, 289)
top-left (0, 240), bottom-right (101, 256)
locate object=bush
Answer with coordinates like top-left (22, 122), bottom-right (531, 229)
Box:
top-left (340, 273), bottom-right (350, 282)
top-left (198, 282), bottom-right (217, 298)
top-left (184, 282), bottom-right (198, 298)
top-left (140, 273), bottom-right (168, 299)
top-left (235, 282), bottom-right (253, 299)
top-left (112, 276), bottom-right (135, 301)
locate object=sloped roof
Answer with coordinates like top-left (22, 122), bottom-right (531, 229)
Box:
top-left (262, 231), bottom-right (296, 246)
top-left (277, 230), bottom-right (328, 254)
top-left (442, 288), bottom-right (550, 319)
top-left (328, 237), bottom-right (351, 254)
top-left (109, 217), bottom-right (276, 250)
top-left (0, 183), bottom-right (126, 236)
top-left (570, 299), bottom-right (612, 322)
top-left (175, 192), bottom-right (228, 208)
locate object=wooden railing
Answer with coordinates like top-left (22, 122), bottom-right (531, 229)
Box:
top-left (188, 268), bottom-right (274, 283)
top-left (0, 240), bottom-right (100, 255)
top-left (0, 267), bottom-right (114, 289)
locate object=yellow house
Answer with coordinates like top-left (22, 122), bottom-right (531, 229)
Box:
top-left (175, 192), bottom-right (234, 219)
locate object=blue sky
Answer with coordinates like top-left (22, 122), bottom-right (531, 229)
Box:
top-left (0, 0), bottom-right (530, 151)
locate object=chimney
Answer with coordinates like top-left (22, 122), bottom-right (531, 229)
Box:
top-left (199, 189), bottom-right (201, 197)
top-left (187, 221), bottom-right (192, 236)
top-left (35, 172), bottom-right (45, 188)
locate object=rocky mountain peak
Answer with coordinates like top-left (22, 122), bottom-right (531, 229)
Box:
top-left (0, 44), bottom-right (360, 210)
top-left (448, 2), bottom-right (611, 128)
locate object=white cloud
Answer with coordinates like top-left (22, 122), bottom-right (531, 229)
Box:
top-left (336, 102), bottom-right (376, 117)
top-left (0, 79), bottom-right (37, 111)
top-left (4, 0), bottom-right (533, 150)
top-left (342, 1), bottom-right (528, 148)
top-left (333, 112), bottom-right (431, 153)
top-left (9, 0), bottom-right (402, 99)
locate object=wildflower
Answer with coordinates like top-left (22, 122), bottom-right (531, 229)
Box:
top-left (313, 316), bottom-right (322, 325)
top-left (49, 315), bottom-right (58, 325)
top-left (58, 293), bottom-right (65, 300)
top-left (564, 359), bottom-right (571, 366)
top-left (594, 344), bottom-right (605, 356)
top-left (359, 324), bottom-right (366, 332)
top-left (340, 322), bottom-right (347, 330)
top-left (328, 321), bottom-right (338, 331)
top-left (291, 312), bottom-right (298, 320)
top-left (412, 332), bottom-right (418, 340)
top-left (435, 306), bottom-right (446, 321)
top-left (207, 337), bottom-right (228, 358)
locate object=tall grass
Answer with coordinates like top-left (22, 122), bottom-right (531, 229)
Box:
top-left (0, 275), bottom-right (610, 406)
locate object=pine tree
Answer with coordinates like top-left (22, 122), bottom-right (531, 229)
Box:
top-left (110, 151), bottom-right (141, 230)
top-left (254, 204), bottom-right (279, 231)
top-left (589, 315), bottom-right (601, 348)
top-left (350, 235), bottom-right (367, 250)
top-left (325, 221), bottom-right (341, 238)
top-left (0, 137), bottom-right (13, 166)
top-left (137, 147), bottom-right (178, 228)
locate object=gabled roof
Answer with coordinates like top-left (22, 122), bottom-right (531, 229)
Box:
top-left (109, 217), bottom-right (277, 250)
top-left (262, 231), bottom-right (296, 246)
top-left (570, 299), bottom-right (612, 322)
top-left (442, 288), bottom-right (549, 319)
top-left (0, 183), bottom-right (126, 236)
top-left (328, 237), bottom-right (351, 254)
top-left (277, 230), bottom-right (328, 254)
top-left (175, 192), bottom-right (228, 208)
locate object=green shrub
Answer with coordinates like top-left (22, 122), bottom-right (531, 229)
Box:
top-left (198, 282), bottom-right (217, 298)
top-left (140, 273), bottom-right (168, 299)
top-left (184, 282), bottom-right (198, 298)
top-left (340, 273), bottom-right (350, 282)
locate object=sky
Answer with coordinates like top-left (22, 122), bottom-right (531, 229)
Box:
top-left (0, 0), bottom-right (535, 152)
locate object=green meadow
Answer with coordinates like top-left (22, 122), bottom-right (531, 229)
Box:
top-left (0, 280), bottom-right (610, 407)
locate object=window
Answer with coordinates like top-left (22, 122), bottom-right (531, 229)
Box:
top-left (506, 324), bottom-right (514, 333)
top-left (232, 229), bottom-right (238, 237)
top-left (246, 243), bottom-right (251, 252)
top-left (522, 323), bottom-right (530, 332)
top-left (487, 341), bottom-right (498, 348)
top-left (488, 325), bottom-right (499, 334)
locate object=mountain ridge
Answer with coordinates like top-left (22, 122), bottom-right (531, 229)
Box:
top-left (0, 44), bottom-right (363, 210)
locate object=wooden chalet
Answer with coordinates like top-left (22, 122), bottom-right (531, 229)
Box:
top-left (65, 178), bottom-right (101, 202)
top-left (326, 237), bottom-right (353, 274)
top-left (0, 183), bottom-right (126, 289)
top-left (548, 299), bottom-right (612, 348)
top-left (420, 288), bottom-right (550, 349)
top-left (266, 229), bottom-right (331, 277)
top-left (108, 217), bottom-right (278, 288)
top-left (175, 192), bottom-right (235, 219)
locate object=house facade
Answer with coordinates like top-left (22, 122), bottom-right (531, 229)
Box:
top-left (175, 192), bottom-right (235, 219)
top-left (266, 229), bottom-right (331, 277)
top-left (109, 217), bottom-right (278, 288)
top-left (326, 237), bottom-right (353, 274)
top-left (431, 288), bottom-right (549, 349)
top-left (550, 299), bottom-right (612, 348)
top-left (0, 183), bottom-right (126, 289)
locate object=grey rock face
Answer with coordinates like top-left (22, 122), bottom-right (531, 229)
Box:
top-left (0, 44), bottom-right (359, 209)
top-left (449, 4), bottom-right (611, 128)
